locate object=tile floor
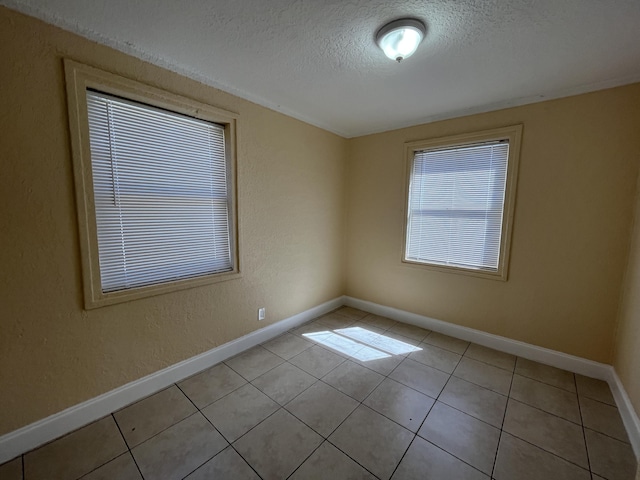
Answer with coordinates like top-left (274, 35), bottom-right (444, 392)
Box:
top-left (1, 307), bottom-right (638, 480)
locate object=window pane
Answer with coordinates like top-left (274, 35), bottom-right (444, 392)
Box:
top-left (406, 142), bottom-right (509, 271)
top-left (86, 91), bottom-right (232, 292)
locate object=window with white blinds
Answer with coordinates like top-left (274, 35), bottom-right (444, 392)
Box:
top-left (86, 90), bottom-right (233, 293)
top-left (404, 128), bottom-right (521, 278)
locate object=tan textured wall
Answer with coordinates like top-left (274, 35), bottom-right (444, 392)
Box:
top-left (615, 169), bottom-right (640, 417)
top-left (346, 84), bottom-right (640, 364)
top-left (0, 7), bottom-right (347, 435)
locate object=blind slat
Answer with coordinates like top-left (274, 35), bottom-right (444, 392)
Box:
top-left (405, 141), bottom-right (509, 271)
top-left (87, 91), bottom-right (233, 293)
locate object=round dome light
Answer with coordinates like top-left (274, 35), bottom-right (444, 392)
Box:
top-left (376, 18), bottom-right (426, 63)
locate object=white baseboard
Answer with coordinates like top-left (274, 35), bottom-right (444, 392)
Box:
top-left (608, 370), bottom-right (640, 459)
top-left (0, 296), bottom-right (344, 464)
top-left (344, 296), bottom-right (640, 459)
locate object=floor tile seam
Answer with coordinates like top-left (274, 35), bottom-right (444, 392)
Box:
top-left (404, 353), bottom-right (461, 376)
top-left (323, 436), bottom-right (390, 480)
top-left (511, 371), bottom-right (580, 396)
top-left (74, 450), bottom-right (132, 480)
top-left (420, 336), bottom-right (470, 356)
top-left (183, 378), bottom-right (250, 412)
top-left (223, 354), bottom-right (285, 383)
top-left (500, 427), bottom-right (591, 471)
top-left (491, 359), bottom-right (516, 478)
top-left (505, 394), bottom-right (583, 427)
top-left (359, 393), bottom-right (431, 437)
top-left (583, 426), bottom-right (632, 446)
top-left (458, 354), bottom-right (516, 375)
top-left (387, 357), bottom-right (449, 401)
top-left (218, 406), bottom-right (285, 448)
top-left (462, 352), bottom-right (516, 374)
top-left (126, 409), bottom-right (207, 457)
top-left (282, 439), bottom-right (327, 480)
top-left (575, 374), bottom-right (594, 475)
top-left (577, 393), bottom-right (620, 409)
top-left (505, 396), bottom-right (599, 431)
top-left (282, 398), bottom-right (357, 440)
top-left (422, 435), bottom-right (496, 477)
top-left (450, 371), bottom-right (511, 397)
top-left (290, 352), bottom-right (348, 379)
top-left (419, 398), bottom-right (503, 433)
top-left (319, 372), bottom-right (384, 404)
top-left (177, 443), bottom-right (240, 480)
top-left (513, 368), bottom-right (577, 394)
top-left (263, 344), bottom-right (315, 363)
top-left (251, 370), bottom-right (321, 407)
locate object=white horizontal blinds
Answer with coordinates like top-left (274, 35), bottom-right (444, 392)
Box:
top-left (406, 141), bottom-right (509, 271)
top-left (86, 90), bottom-right (232, 293)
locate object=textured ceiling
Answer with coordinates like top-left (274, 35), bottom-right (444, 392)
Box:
top-left (3, 0), bottom-right (640, 137)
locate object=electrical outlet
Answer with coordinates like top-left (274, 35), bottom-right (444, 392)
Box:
top-left (258, 307), bottom-right (266, 321)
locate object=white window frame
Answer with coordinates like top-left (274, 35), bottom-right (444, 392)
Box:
top-left (402, 125), bottom-right (522, 281)
top-left (65, 60), bottom-right (240, 308)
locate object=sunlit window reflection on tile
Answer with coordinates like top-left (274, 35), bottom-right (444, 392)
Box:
top-left (304, 331), bottom-right (390, 361)
top-left (335, 327), bottom-right (422, 355)
top-left (303, 327), bottom-right (421, 362)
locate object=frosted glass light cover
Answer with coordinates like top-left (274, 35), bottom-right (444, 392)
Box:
top-left (376, 19), bottom-right (426, 62)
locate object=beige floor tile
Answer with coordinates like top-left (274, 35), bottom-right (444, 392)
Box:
top-left (515, 358), bottom-right (576, 392)
top-left (333, 306), bottom-right (369, 320)
top-left (388, 322), bottom-right (430, 341)
top-left (364, 378), bottom-right (435, 432)
top-left (503, 399), bottom-right (588, 468)
top-left (378, 330), bottom-right (423, 347)
top-left (316, 312), bottom-right (358, 329)
top-left (409, 343), bottom-right (462, 374)
top-left (185, 446), bottom-right (259, 480)
top-left (289, 344), bottom-right (345, 378)
top-left (580, 396), bottom-right (629, 442)
top-left (389, 358), bottom-right (449, 398)
top-left (510, 374), bottom-right (581, 424)
top-left (233, 409), bottom-right (322, 480)
top-left (464, 344), bottom-right (516, 371)
top-left (0, 458), bottom-right (22, 480)
top-left (262, 333), bottom-right (313, 360)
top-left (290, 441), bottom-right (376, 480)
top-left (419, 402), bottom-right (500, 475)
top-left (291, 321), bottom-right (333, 337)
top-left (132, 413), bottom-right (227, 480)
top-left (114, 385), bottom-right (197, 447)
top-left (349, 321), bottom-right (387, 334)
top-left (178, 363), bottom-right (247, 408)
top-left (355, 354), bottom-right (405, 376)
top-left (322, 360), bottom-right (384, 401)
top-left (286, 381), bottom-right (358, 437)
top-left (251, 362), bottom-right (316, 405)
top-left (439, 376), bottom-right (508, 427)
top-left (201, 383), bottom-right (279, 442)
top-left (24, 416), bottom-right (127, 480)
top-left (423, 331), bottom-right (470, 354)
top-left (585, 429), bottom-right (638, 480)
top-left (453, 357), bottom-right (512, 395)
top-left (361, 314), bottom-right (398, 330)
top-left (575, 375), bottom-right (616, 406)
top-left (391, 436), bottom-right (488, 480)
top-left (80, 452), bottom-right (142, 480)
top-left (224, 346), bottom-right (284, 381)
top-left (493, 433), bottom-right (590, 480)
top-left (329, 405), bottom-right (413, 480)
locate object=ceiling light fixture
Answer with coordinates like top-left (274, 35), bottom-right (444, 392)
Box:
top-left (376, 18), bottom-right (426, 63)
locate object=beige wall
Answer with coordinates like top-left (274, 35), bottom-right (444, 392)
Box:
top-left (346, 84), bottom-right (640, 364)
top-left (615, 169), bottom-right (640, 417)
top-left (0, 7), bottom-right (347, 435)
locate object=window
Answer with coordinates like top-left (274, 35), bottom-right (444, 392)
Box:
top-left (65, 60), bottom-right (240, 308)
top-left (403, 126), bottom-right (522, 280)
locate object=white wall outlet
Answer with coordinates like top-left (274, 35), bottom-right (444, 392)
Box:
top-left (258, 307), bottom-right (266, 321)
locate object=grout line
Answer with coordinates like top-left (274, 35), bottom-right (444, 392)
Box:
top-left (491, 356), bottom-right (516, 478)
